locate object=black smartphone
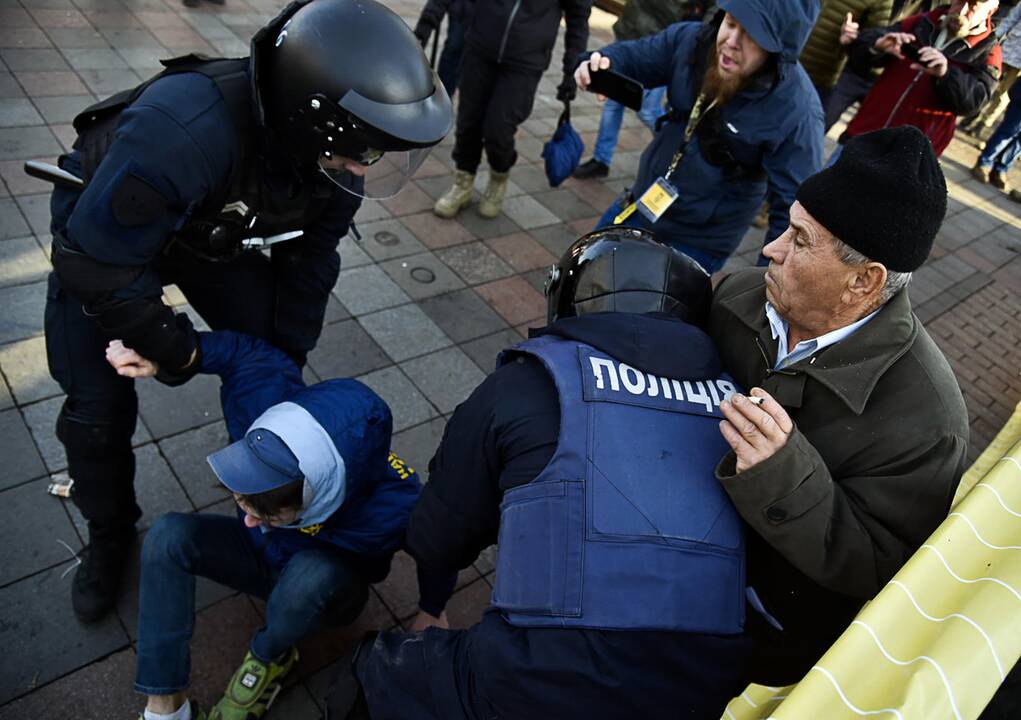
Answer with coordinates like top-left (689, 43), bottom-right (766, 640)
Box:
top-left (902, 42), bottom-right (925, 64)
top-left (586, 68), bottom-right (644, 112)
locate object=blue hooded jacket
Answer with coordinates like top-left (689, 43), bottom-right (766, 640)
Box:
top-left (199, 330), bottom-right (420, 581)
top-left (599, 0), bottom-right (823, 269)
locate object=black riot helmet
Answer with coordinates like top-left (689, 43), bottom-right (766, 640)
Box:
top-left (255, 0), bottom-right (453, 199)
top-left (544, 226), bottom-right (713, 327)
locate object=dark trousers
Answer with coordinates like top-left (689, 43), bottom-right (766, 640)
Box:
top-left (437, 16), bottom-right (466, 97)
top-left (452, 47), bottom-right (544, 174)
top-left (824, 68), bottom-right (875, 133)
top-left (135, 512), bottom-right (368, 694)
top-left (44, 192), bottom-right (281, 538)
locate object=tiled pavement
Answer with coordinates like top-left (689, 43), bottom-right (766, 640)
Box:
top-left (0, 0), bottom-right (1018, 714)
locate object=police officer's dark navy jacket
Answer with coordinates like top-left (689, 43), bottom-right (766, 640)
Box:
top-left (597, 0), bottom-right (823, 270)
top-left (198, 330), bottom-right (418, 583)
top-left (388, 312), bottom-right (749, 720)
top-left (491, 333), bottom-right (745, 634)
top-left (49, 53), bottom-right (359, 369)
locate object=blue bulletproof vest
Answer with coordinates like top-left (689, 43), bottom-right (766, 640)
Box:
top-left (490, 335), bottom-right (746, 634)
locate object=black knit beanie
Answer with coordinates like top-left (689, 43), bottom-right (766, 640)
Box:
top-left (796, 126), bottom-right (947, 272)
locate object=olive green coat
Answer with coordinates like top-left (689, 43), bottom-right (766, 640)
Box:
top-left (708, 269), bottom-right (968, 683)
top-left (612, 0), bottom-right (711, 41)
top-left (800, 0), bottom-right (894, 89)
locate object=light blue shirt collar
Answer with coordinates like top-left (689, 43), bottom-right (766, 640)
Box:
top-left (765, 303), bottom-right (880, 370)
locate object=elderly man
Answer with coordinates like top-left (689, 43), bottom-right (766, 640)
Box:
top-left (708, 125), bottom-right (969, 683)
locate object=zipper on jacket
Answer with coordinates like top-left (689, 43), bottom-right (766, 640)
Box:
top-left (497, 0), bottom-right (523, 64)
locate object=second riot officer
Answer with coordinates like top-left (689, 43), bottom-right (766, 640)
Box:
top-left (42, 0), bottom-right (452, 623)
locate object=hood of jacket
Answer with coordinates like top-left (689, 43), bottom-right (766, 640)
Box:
top-left (531, 311), bottom-right (724, 381)
top-left (717, 0), bottom-right (819, 63)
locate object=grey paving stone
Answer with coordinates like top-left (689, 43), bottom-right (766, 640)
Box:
top-left (0, 198), bottom-right (30, 239)
top-left (22, 394), bottom-right (152, 474)
top-left (379, 251), bottom-right (465, 301)
top-left (0, 373), bottom-right (11, 410)
top-left (0, 27), bottom-right (52, 49)
top-left (401, 346), bottom-right (485, 414)
top-left (322, 291), bottom-right (349, 324)
top-left (332, 263), bottom-right (410, 316)
top-left (114, 46), bottom-right (164, 71)
top-left (533, 188), bottom-right (599, 222)
top-left (0, 407), bottom-right (46, 489)
top-left (66, 442), bottom-right (194, 535)
top-left (390, 416), bottom-right (445, 483)
top-left (0, 98), bottom-right (44, 127)
top-left (13, 191), bottom-right (52, 235)
top-left (158, 421), bottom-right (231, 510)
top-left (357, 365), bottom-right (438, 433)
top-left (0, 126), bottom-right (61, 161)
top-left (359, 303), bottom-right (451, 363)
top-left (455, 206), bottom-right (523, 240)
top-left (338, 234), bottom-right (373, 269)
top-left (501, 194), bottom-right (560, 229)
top-left (413, 173), bottom-right (452, 201)
top-left (44, 27), bottom-right (110, 48)
top-left (61, 46), bottom-right (127, 69)
top-left (0, 72), bottom-right (26, 98)
top-left (419, 288), bottom-right (507, 344)
top-left (101, 27), bottom-right (163, 50)
top-left (23, 94), bottom-right (87, 126)
top-left (0, 477), bottom-right (82, 586)
top-left (0, 561), bottom-right (128, 705)
top-left (77, 67), bottom-right (140, 94)
top-left (0, 279), bottom-right (45, 344)
top-left (266, 682), bottom-right (321, 720)
top-left (307, 318), bottom-right (391, 380)
top-left (354, 218), bottom-right (426, 261)
top-left (354, 198), bottom-right (390, 223)
top-left (460, 328), bottom-right (526, 373)
top-left (436, 241), bottom-right (515, 285)
top-left (0, 335), bottom-right (61, 404)
top-left (136, 371), bottom-right (223, 439)
top-left (530, 223), bottom-right (578, 257)
top-left (523, 267), bottom-right (546, 293)
top-left (0, 235), bottom-right (49, 288)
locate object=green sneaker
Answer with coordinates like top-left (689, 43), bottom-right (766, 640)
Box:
top-left (208, 647), bottom-right (298, 720)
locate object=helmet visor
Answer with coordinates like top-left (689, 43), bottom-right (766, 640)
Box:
top-left (318, 147), bottom-right (433, 200)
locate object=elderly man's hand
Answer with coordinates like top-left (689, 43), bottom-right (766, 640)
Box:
top-left (106, 339), bottom-right (159, 378)
top-left (913, 46), bottom-right (948, 77)
top-left (719, 388), bottom-right (793, 473)
top-left (409, 610), bottom-right (449, 632)
top-left (840, 12), bottom-right (859, 45)
top-left (874, 31), bottom-right (916, 58)
top-left (574, 51), bottom-right (611, 101)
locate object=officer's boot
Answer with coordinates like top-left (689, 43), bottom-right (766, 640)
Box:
top-left (478, 170), bottom-right (509, 218)
top-left (58, 406), bottom-right (141, 623)
top-left (434, 170), bottom-right (475, 218)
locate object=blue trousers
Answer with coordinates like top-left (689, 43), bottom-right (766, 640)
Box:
top-left (977, 92), bottom-right (1021, 173)
top-left (134, 512), bottom-right (368, 695)
top-left (592, 86), bottom-right (667, 166)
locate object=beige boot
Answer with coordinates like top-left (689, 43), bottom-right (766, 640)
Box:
top-left (478, 171), bottom-right (509, 218)
top-left (434, 170), bottom-right (475, 219)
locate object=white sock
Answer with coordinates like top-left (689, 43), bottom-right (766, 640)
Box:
top-left (143, 700), bottom-right (191, 720)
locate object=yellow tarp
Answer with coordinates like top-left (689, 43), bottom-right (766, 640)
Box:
top-left (724, 400), bottom-right (1021, 720)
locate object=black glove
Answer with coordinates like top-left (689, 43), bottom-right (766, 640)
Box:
top-left (155, 322), bottom-right (202, 387)
top-left (557, 77), bottom-right (577, 103)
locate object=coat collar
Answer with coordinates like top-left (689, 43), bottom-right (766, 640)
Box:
top-left (718, 272), bottom-right (918, 415)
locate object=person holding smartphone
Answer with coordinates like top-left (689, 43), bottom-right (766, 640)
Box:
top-left (841, 0), bottom-right (1002, 156)
top-left (576, 0), bottom-right (824, 273)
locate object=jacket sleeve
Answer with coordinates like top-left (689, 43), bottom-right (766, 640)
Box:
top-left (559, 0), bottom-right (592, 81)
top-left (847, 18), bottom-right (904, 75)
top-left (716, 426), bottom-right (968, 599)
top-left (933, 44), bottom-right (1001, 117)
top-left (198, 330), bottom-right (307, 440)
top-left (59, 84), bottom-right (230, 371)
top-left (599, 22), bottom-right (698, 92)
top-left (270, 187), bottom-right (358, 366)
top-left (762, 109), bottom-right (824, 245)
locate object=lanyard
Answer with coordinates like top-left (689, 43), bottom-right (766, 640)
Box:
top-left (664, 92), bottom-right (718, 180)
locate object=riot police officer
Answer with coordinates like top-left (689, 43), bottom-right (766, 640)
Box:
top-left (327, 227), bottom-right (749, 720)
top-left (43, 0), bottom-right (452, 624)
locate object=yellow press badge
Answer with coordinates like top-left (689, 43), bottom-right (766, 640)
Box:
top-left (636, 177), bottom-right (678, 223)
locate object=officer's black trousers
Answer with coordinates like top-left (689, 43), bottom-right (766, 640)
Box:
top-left (44, 245), bottom-right (280, 539)
top-left (451, 47), bottom-right (544, 174)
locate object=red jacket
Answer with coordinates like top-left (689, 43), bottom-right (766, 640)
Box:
top-left (845, 8), bottom-right (1001, 155)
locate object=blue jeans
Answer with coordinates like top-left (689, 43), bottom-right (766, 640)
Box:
top-left (977, 93), bottom-right (1021, 173)
top-left (595, 200), bottom-right (725, 273)
top-left (134, 512), bottom-right (368, 695)
top-left (592, 86), bottom-right (668, 166)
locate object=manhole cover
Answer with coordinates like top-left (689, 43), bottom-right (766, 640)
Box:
top-left (374, 231), bottom-right (400, 246)
top-left (410, 267), bottom-right (436, 284)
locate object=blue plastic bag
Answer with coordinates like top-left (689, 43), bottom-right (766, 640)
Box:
top-left (542, 103), bottom-right (584, 188)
